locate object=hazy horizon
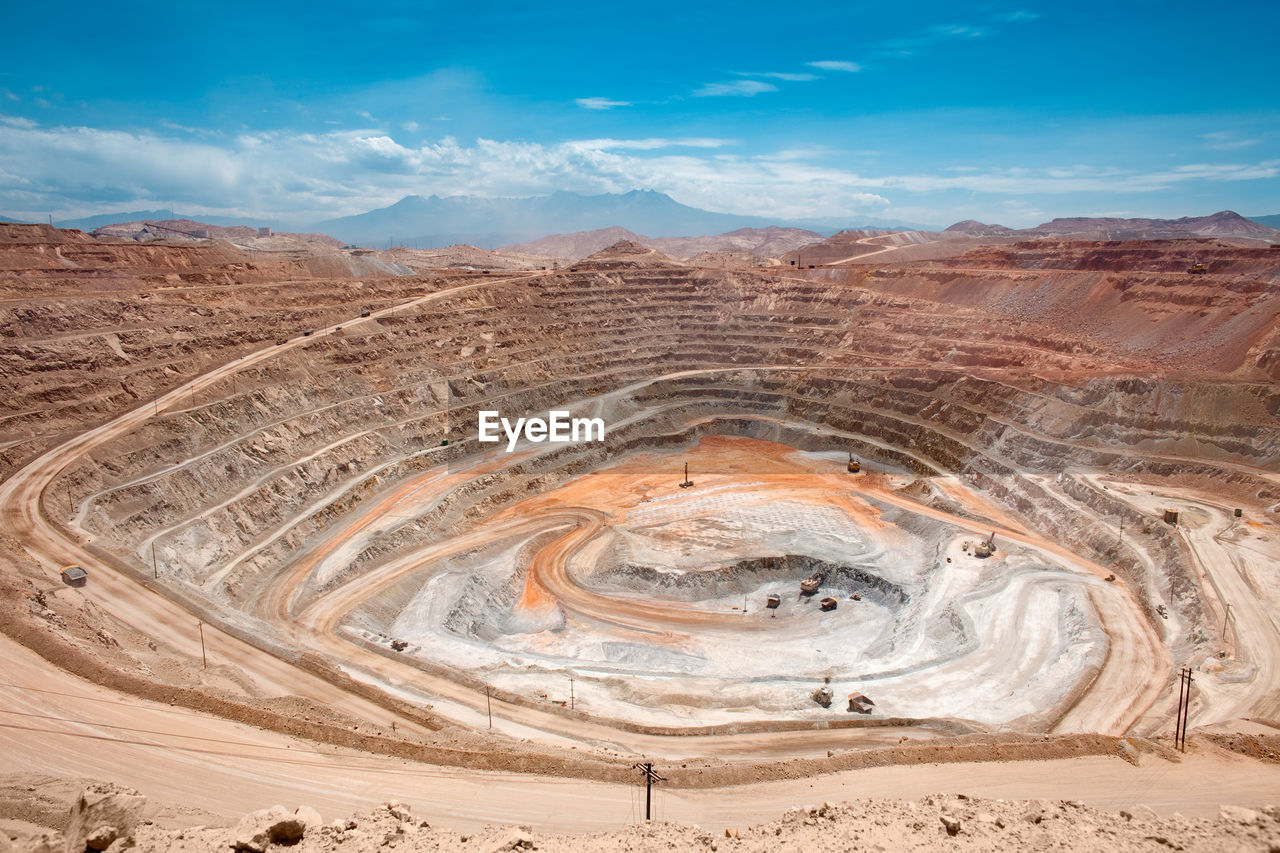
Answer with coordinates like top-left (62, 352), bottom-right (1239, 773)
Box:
top-left (1, 0), bottom-right (1277, 227)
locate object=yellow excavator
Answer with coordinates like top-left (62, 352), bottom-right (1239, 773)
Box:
top-left (1188, 260), bottom-right (1207, 274)
top-left (847, 452), bottom-right (861, 474)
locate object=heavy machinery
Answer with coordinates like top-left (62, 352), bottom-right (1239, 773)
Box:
top-left (973, 532), bottom-right (997, 558)
top-left (1188, 260), bottom-right (1207, 274)
top-left (847, 453), bottom-right (861, 474)
top-left (800, 571), bottom-right (824, 596)
top-left (820, 596), bottom-right (838, 612)
top-left (60, 565), bottom-right (88, 586)
top-left (766, 594), bottom-right (781, 609)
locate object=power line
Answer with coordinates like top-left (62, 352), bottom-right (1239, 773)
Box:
top-left (0, 719), bottom-right (599, 784)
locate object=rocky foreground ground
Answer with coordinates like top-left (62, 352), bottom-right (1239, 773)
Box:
top-left (8, 782), bottom-right (1280, 852)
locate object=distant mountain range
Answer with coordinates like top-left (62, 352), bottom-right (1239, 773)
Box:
top-left (943, 210), bottom-right (1278, 240)
top-left (2, 201), bottom-right (1277, 247)
top-left (307, 191), bottom-right (933, 248)
top-left (48, 208), bottom-right (280, 232)
top-left (1017, 210), bottom-right (1279, 240)
top-left (503, 225), bottom-right (825, 261)
top-left (90, 218), bottom-right (342, 247)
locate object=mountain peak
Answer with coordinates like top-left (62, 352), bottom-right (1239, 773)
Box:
top-left (944, 220), bottom-right (1015, 236)
top-left (580, 238), bottom-right (675, 268)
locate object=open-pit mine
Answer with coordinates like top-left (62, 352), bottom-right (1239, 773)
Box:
top-left (2, 225), bottom-right (1279, 838)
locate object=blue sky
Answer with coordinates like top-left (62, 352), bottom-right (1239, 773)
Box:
top-left (1, 0), bottom-right (1277, 227)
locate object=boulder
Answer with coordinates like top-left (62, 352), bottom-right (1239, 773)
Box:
top-left (488, 828), bottom-right (536, 851)
top-left (231, 805), bottom-right (316, 852)
top-left (63, 783), bottom-right (146, 853)
top-left (29, 833), bottom-right (64, 853)
top-left (1219, 805), bottom-right (1262, 825)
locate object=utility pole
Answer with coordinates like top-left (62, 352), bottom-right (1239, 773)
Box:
top-left (1174, 667), bottom-right (1186, 749)
top-left (486, 686), bottom-right (492, 729)
top-left (197, 621), bottom-right (207, 669)
top-left (1224, 603), bottom-right (1234, 642)
top-left (151, 541), bottom-right (158, 579)
top-left (632, 763), bottom-right (666, 821)
top-left (570, 677), bottom-right (574, 711)
top-left (1174, 667), bottom-right (1193, 752)
top-left (67, 486), bottom-right (73, 516)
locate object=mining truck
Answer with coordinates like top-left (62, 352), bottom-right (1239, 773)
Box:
top-left (847, 453), bottom-right (861, 473)
top-left (1188, 261), bottom-right (1207, 274)
top-left (60, 565), bottom-right (88, 587)
top-left (847, 692), bottom-right (875, 714)
top-left (800, 571), bottom-right (824, 595)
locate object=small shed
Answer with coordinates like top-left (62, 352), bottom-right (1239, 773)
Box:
top-left (60, 565), bottom-right (88, 586)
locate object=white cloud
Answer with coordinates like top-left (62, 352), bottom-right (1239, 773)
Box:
top-left (736, 71), bottom-right (820, 82)
top-left (159, 120), bottom-right (205, 134)
top-left (1, 118), bottom-right (1276, 226)
top-left (806, 60), bottom-right (862, 72)
top-left (575, 97), bottom-right (633, 110)
top-left (1202, 131), bottom-right (1261, 151)
top-left (694, 80), bottom-right (777, 97)
top-left (567, 138), bottom-right (734, 151)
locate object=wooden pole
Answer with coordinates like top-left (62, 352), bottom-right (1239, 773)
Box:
top-left (198, 621), bottom-right (207, 669)
top-left (151, 542), bottom-right (157, 579)
top-left (1181, 668), bottom-right (1191, 751)
top-left (633, 762), bottom-right (664, 820)
top-left (645, 763), bottom-right (652, 821)
top-left (1174, 667), bottom-right (1186, 747)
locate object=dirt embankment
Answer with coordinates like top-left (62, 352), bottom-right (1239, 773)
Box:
top-left (840, 241), bottom-right (1280, 379)
top-left (8, 781), bottom-right (1280, 852)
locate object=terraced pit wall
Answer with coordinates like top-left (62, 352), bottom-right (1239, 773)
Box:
top-left (34, 263), bottom-right (1276, 671)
